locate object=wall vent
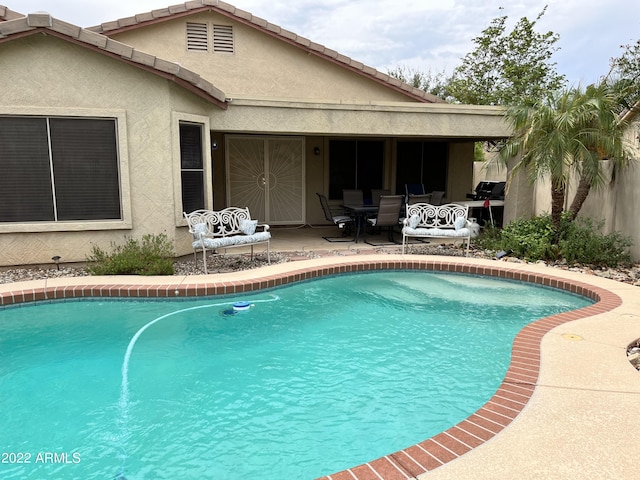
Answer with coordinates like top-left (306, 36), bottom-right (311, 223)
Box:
top-left (186, 22), bottom-right (208, 51)
top-left (213, 24), bottom-right (234, 53)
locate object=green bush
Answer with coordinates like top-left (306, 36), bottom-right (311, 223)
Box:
top-left (559, 217), bottom-right (633, 267)
top-left (474, 214), bottom-right (633, 267)
top-left (87, 233), bottom-right (175, 275)
top-left (476, 215), bottom-right (557, 262)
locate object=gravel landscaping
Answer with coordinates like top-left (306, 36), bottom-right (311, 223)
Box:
top-left (2, 243), bottom-right (640, 286)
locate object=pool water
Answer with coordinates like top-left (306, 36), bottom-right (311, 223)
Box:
top-left (0, 271), bottom-right (591, 480)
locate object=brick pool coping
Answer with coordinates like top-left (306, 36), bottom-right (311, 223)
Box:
top-left (0, 257), bottom-right (623, 479)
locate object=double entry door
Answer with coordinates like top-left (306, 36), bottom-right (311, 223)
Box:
top-left (226, 135), bottom-right (305, 224)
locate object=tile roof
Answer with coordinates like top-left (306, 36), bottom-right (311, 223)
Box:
top-left (0, 5), bottom-right (23, 21)
top-left (0, 11), bottom-right (228, 108)
top-left (88, 0), bottom-right (445, 104)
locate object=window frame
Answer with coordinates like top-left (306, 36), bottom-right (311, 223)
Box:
top-left (172, 112), bottom-right (212, 225)
top-left (327, 139), bottom-right (386, 202)
top-left (0, 108), bottom-right (131, 233)
top-left (395, 140), bottom-right (448, 195)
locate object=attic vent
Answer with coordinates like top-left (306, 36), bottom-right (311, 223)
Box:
top-left (186, 22), bottom-right (208, 51)
top-left (213, 24), bottom-right (234, 53)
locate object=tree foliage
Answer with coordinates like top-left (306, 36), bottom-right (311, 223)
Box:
top-left (448, 6), bottom-right (566, 106)
top-left (386, 65), bottom-right (449, 99)
top-left (607, 39), bottom-right (640, 113)
top-left (500, 83), bottom-right (630, 237)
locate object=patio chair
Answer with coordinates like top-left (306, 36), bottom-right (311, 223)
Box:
top-left (407, 193), bottom-right (432, 205)
top-left (405, 183), bottom-right (425, 197)
top-left (342, 189), bottom-right (364, 206)
top-left (430, 190), bottom-right (446, 205)
top-left (366, 195), bottom-right (403, 245)
top-left (316, 193), bottom-right (354, 242)
top-left (371, 188), bottom-right (391, 206)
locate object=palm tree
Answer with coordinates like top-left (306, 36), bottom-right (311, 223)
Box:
top-left (500, 83), bottom-right (631, 238)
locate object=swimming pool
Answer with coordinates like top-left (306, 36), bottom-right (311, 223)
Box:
top-left (0, 270), bottom-right (592, 479)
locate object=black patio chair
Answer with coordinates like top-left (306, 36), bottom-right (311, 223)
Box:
top-left (316, 193), bottom-right (354, 242)
top-left (366, 195), bottom-right (403, 245)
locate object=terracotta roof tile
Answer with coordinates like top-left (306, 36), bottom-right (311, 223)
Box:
top-left (0, 12), bottom-right (227, 108)
top-left (26, 12), bottom-right (52, 27)
top-left (0, 15), bottom-right (28, 35)
top-left (130, 49), bottom-right (157, 67)
top-left (89, 0), bottom-right (444, 103)
top-left (0, 5), bottom-right (24, 21)
top-left (78, 28), bottom-right (109, 48)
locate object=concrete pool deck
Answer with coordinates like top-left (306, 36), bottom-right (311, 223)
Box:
top-left (1, 252), bottom-right (639, 479)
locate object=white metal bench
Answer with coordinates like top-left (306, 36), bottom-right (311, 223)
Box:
top-left (183, 207), bottom-right (271, 274)
top-left (402, 203), bottom-right (479, 256)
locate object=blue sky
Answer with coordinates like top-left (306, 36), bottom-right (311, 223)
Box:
top-left (8, 0), bottom-right (639, 86)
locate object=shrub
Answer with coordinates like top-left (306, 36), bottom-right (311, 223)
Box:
top-left (87, 233), bottom-right (175, 275)
top-left (476, 215), bottom-right (557, 262)
top-left (559, 217), bottom-right (633, 267)
top-left (474, 214), bottom-right (633, 267)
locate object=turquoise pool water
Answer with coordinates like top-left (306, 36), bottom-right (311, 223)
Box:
top-left (0, 271), bottom-right (591, 480)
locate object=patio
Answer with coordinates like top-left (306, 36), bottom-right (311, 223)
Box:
top-left (0, 227), bottom-right (638, 479)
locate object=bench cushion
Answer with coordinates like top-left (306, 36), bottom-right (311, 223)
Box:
top-left (402, 226), bottom-right (471, 237)
top-left (193, 231), bottom-right (271, 250)
top-left (408, 214), bottom-right (420, 229)
top-left (240, 219), bottom-right (258, 235)
top-left (454, 216), bottom-right (467, 230)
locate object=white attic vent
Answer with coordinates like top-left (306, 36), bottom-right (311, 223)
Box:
top-left (186, 22), bottom-right (208, 51)
top-left (213, 24), bottom-right (234, 54)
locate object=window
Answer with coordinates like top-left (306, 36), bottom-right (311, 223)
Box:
top-left (179, 122), bottom-right (205, 213)
top-left (186, 22), bottom-right (208, 51)
top-left (212, 24), bottom-right (234, 53)
top-left (0, 116), bottom-right (121, 222)
top-left (328, 140), bottom-right (384, 201)
top-left (395, 141), bottom-right (448, 195)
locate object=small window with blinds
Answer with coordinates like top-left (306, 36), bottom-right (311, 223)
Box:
top-left (179, 122), bottom-right (205, 213)
top-left (213, 24), bottom-right (234, 53)
top-left (186, 22), bottom-right (208, 51)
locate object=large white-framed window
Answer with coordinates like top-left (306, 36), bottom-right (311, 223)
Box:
top-left (0, 111), bottom-right (131, 232)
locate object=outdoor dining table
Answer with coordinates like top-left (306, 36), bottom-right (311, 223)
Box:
top-left (457, 199), bottom-right (505, 226)
top-left (341, 204), bottom-right (379, 243)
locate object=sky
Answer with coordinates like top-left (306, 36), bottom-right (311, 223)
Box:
top-left (7, 0), bottom-right (639, 87)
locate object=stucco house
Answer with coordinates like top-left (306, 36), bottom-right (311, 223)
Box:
top-left (0, 1), bottom-right (510, 266)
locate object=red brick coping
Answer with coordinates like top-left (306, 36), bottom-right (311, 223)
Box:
top-left (0, 259), bottom-right (622, 479)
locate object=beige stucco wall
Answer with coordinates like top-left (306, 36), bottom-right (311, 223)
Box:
top-left (615, 119), bottom-right (640, 260)
top-left (446, 143), bottom-right (475, 202)
top-left (210, 99), bottom-right (508, 138)
top-left (110, 12), bottom-right (414, 103)
top-left (0, 34), bottom-right (213, 266)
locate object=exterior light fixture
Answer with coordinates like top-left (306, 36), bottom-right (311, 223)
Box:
top-left (52, 255), bottom-right (61, 270)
